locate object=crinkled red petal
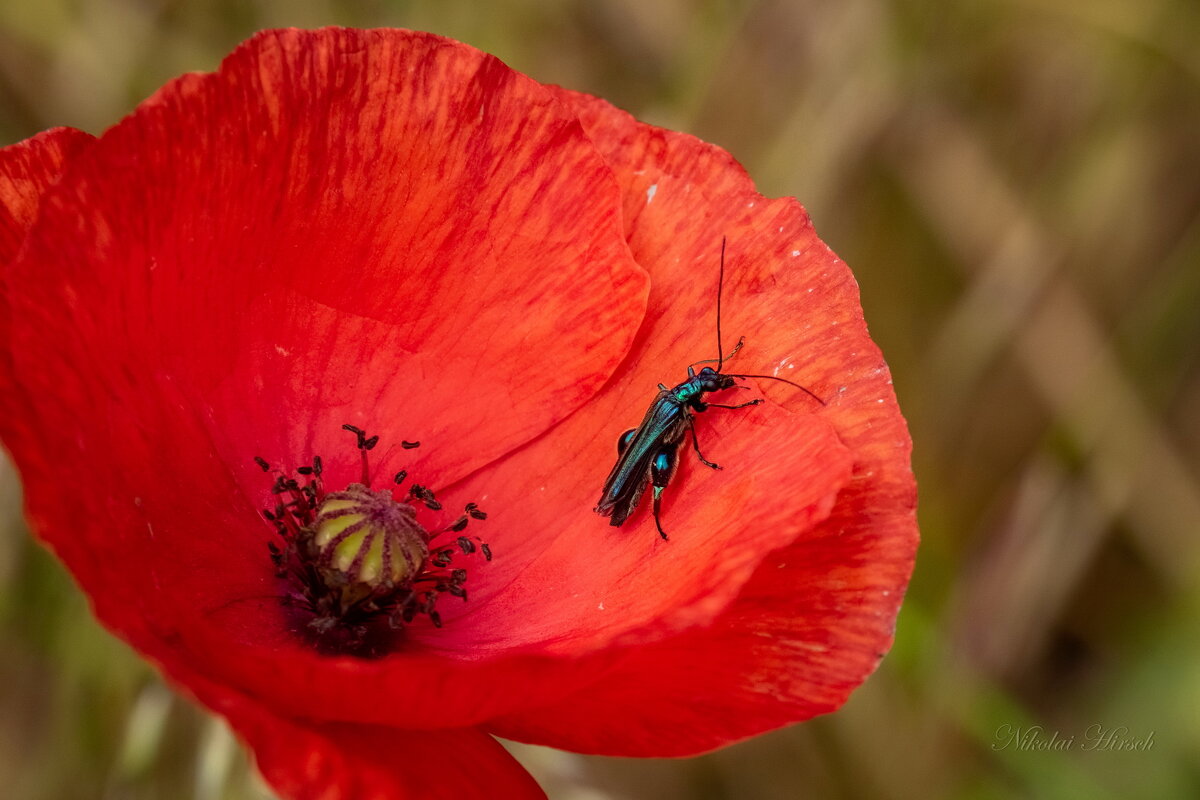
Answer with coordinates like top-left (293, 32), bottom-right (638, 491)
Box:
top-left (142, 657), bottom-right (546, 800)
top-left (0, 127), bottom-right (93, 265)
top-left (8, 28), bottom-right (646, 490)
top-left (0, 127), bottom-right (94, 413)
top-left (231, 704), bottom-right (545, 800)
top-left (481, 90), bottom-right (918, 755)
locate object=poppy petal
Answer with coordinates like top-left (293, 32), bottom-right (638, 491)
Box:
top-left (0, 128), bottom-right (108, 626)
top-left (0, 127), bottom-right (93, 266)
top-left (0, 127), bottom-right (94, 410)
top-left (435, 397), bottom-right (853, 653)
top-left (156, 663), bottom-right (546, 800)
top-left (480, 91), bottom-right (918, 755)
top-left (232, 704), bottom-right (545, 800)
top-left (6, 26), bottom-right (646, 508)
top-left (486, 492), bottom-right (916, 756)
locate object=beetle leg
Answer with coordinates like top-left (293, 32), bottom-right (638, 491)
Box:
top-left (649, 443), bottom-right (679, 541)
top-left (706, 398), bottom-right (763, 410)
top-left (686, 414), bottom-right (721, 470)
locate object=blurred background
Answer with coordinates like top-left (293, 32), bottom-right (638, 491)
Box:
top-left (2, 0), bottom-right (1198, 798)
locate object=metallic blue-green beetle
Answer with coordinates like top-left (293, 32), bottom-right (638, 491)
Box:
top-left (594, 239), bottom-right (823, 540)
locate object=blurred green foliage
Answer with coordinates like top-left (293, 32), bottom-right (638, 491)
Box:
top-left (2, 1), bottom-right (1198, 798)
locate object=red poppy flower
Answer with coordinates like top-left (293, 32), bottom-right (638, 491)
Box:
top-left (0, 28), bottom-right (917, 800)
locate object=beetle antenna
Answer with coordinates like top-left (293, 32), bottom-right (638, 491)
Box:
top-left (724, 372), bottom-right (826, 406)
top-left (716, 237), bottom-right (728, 372)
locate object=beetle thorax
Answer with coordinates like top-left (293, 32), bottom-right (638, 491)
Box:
top-left (696, 367), bottom-right (736, 393)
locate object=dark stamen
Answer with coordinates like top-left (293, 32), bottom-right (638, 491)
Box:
top-left (410, 484), bottom-right (442, 511)
top-left (260, 427), bottom-right (493, 655)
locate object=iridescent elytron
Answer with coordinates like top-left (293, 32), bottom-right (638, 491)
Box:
top-left (595, 238), bottom-right (824, 540)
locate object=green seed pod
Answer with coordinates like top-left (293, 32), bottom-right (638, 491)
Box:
top-left (311, 484), bottom-right (429, 589)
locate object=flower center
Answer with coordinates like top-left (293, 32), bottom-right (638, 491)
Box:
top-left (256, 424), bottom-right (491, 656)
